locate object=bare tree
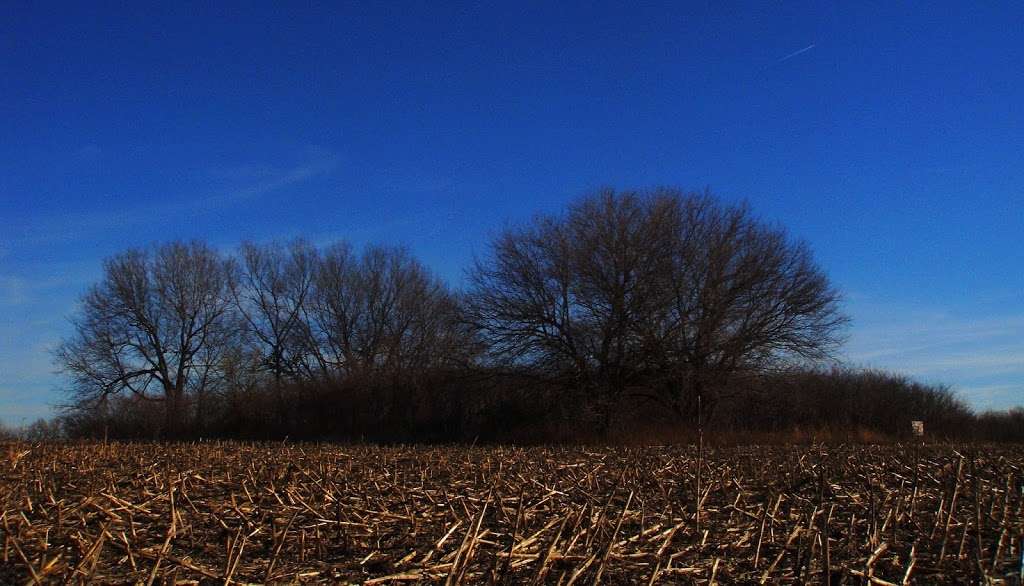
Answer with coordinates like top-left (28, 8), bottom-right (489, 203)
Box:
top-left (56, 241), bottom-right (236, 437)
top-left (465, 191), bottom-right (677, 429)
top-left (302, 241), bottom-right (360, 377)
top-left (648, 192), bottom-right (848, 421)
top-left (229, 240), bottom-right (318, 384)
top-left (466, 188), bottom-right (847, 429)
top-left (306, 242), bottom-right (472, 379)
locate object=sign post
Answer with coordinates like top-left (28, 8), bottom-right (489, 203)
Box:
top-left (911, 420), bottom-right (924, 437)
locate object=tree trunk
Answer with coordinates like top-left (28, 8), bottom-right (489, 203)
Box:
top-left (164, 387), bottom-right (185, 439)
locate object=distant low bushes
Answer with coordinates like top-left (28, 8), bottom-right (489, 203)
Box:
top-left (0, 418), bottom-right (65, 442)
top-left (715, 367), bottom-right (976, 440)
top-left (975, 408), bottom-right (1024, 443)
top-left (51, 365), bottom-right (1022, 444)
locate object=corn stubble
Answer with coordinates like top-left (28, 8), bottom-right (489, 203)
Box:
top-left (2, 442), bottom-right (1022, 584)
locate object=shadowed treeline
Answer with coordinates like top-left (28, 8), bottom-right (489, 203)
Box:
top-left (39, 366), bottom-right (1022, 443)
top-left (30, 188), bottom-right (1022, 443)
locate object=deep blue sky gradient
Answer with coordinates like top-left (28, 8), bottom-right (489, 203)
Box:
top-left (2, 2), bottom-right (1022, 424)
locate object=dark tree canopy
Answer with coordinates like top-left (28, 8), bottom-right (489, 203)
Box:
top-left (56, 241), bottom-right (236, 436)
top-left (650, 192), bottom-right (848, 419)
top-left (303, 243), bottom-right (475, 379)
top-left (466, 188), bottom-right (848, 425)
top-left (229, 239), bottom-right (318, 384)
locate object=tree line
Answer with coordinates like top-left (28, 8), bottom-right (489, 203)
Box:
top-left (44, 188), bottom-right (1021, 442)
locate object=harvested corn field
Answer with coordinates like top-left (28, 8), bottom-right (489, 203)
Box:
top-left (2, 442), bottom-right (1022, 584)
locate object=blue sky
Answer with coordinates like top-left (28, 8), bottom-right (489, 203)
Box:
top-left (2, 2), bottom-right (1022, 425)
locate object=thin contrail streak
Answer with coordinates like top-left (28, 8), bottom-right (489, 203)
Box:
top-left (777, 43), bottom-right (816, 63)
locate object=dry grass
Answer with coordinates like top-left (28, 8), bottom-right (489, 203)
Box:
top-left (1, 441), bottom-right (1022, 584)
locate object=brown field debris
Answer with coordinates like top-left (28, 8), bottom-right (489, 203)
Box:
top-left (1, 442), bottom-right (1022, 584)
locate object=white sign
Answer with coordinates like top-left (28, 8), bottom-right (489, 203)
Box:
top-left (911, 421), bottom-right (924, 437)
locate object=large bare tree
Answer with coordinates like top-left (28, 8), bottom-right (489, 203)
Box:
top-left (305, 243), bottom-right (472, 379)
top-left (466, 188), bottom-right (847, 427)
top-left (229, 239), bottom-right (318, 385)
top-left (464, 191), bottom-right (676, 428)
top-left (648, 192), bottom-right (848, 421)
top-left (56, 241), bottom-right (236, 437)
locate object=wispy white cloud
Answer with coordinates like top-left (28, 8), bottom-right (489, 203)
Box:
top-left (848, 314), bottom-right (1024, 362)
top-left (7, 150), bottom-right (340, 247)
top-left (0, 276), bottom-right (28, 305)
top-left (182, 154), bottom-right (339, 214)
top-left (894, 352), bottom-right (1024, 377)
top-left (0, 320), bottom-right (66, 425)
top-left (843, 301), bottom-right (1024, 409)
top-left (777, 43), bottom-right (816, 63)
top-left (960, 384), bottom-right (1024, 411)
top-left (0, 273), bottom-right (86, 306)
top-left (0, 300), bottom-right (78, 425)
top-left (0, 387), bottom-right (60, 426)
top-left (0, 338), bottom-right (57, 384)
top-left (73, 144), bottom-right (102, 161)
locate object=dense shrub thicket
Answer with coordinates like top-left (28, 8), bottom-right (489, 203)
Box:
top-left (39, 188), bottom-right (1022, 444)
top-left (43, 366), bottom-right (1018, 443)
